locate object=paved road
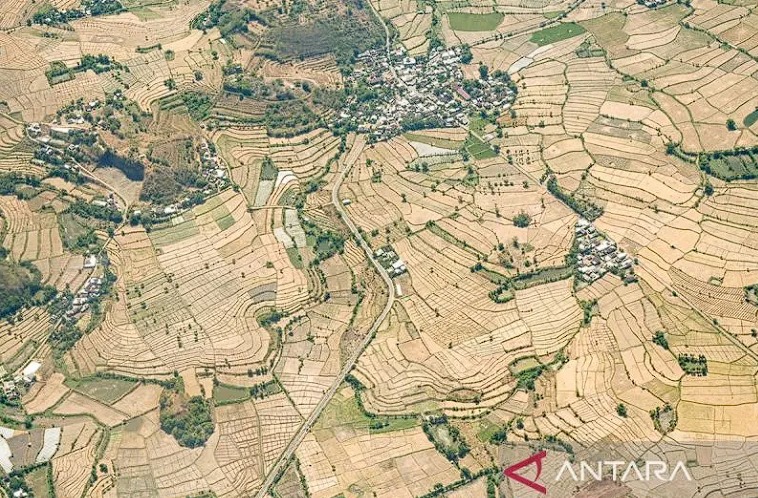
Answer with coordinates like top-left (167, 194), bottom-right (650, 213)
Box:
top-left (254, 142), bottom-right (396, 497)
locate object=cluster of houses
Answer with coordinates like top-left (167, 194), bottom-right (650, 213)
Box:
top-left (375, 246), bottom-right (407, 277)
top-left (637, 0), bottom-right (668, 8)
top-left (92, 194), bottom-right (120, 212)
top-left (336, 45), bottom-right (516, 141)
top-left (199, 140), bottom-right (230, 188)
top-left (65, 275), bottom-right (105, 319)
top-left (575, 218), bottom-right (633, 283)
top-left (2, 361), bottom-right (42, 401)
top-left (137, 141), bottom-right (230, 220)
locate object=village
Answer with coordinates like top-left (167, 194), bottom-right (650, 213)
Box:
top-left (374, 246), bottom-right (407, 278)
top-left (26, 102), bottom-right (231, 222)
top-left (574, 218), bottom-right (634, 284)
top-left (336, 45), bottom-right (518, 141)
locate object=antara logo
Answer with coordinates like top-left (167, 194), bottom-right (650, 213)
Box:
top-left (503, 450), bottom-right (694, 495)
top-left (503, 450), bottom-right (548, 494)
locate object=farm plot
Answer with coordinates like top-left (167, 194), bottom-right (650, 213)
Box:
top-left (297, 385), bottom-right (460, 498)
top-left (70, 189), bottom-right (310, 379)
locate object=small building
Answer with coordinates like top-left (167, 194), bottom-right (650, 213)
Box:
top-left (83, 254), bottom-right (97, 269)
top-left (22, 361), bottom-right (42, 383)
top-left (342, 199), bottom-right (351, 206)
top-left (2, 381), bottom-right (16, 399)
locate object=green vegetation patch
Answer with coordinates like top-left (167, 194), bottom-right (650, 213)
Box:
top-left (263, 0), bottom-right (384, 67)
top-left (744, 108), bottom-right (758, 128)
top-left (699, 148), bottom-right (758, 181)
top-left (0, 257), bottom-right (57, 321)
top-left (425, 220), bottom-right (485, 258)
top-left (422, 414), bottom-right (470, 462)
top-left (464, 134), bottom-right (497, 160)
top-left (447, 12), bottom-right (504, 31)
top-left (180, 92), bottom-right (214, 121)
top-left (212, 204), bottom-right (234, 231)
top-left (286, 247), bottom-right (304, 269)
top-left (148, 219), bottom-right (200, 248)
top-left (302, 217), bottom-right (345, 264)
top-left (546, 175), bottom-right (603, 220)
top-left (530, 22), bottom-right (586, 46)
top-left (677, 353), bottom-right (708, 376)
top-left (404, 133), bottom-right (463, 150)
top-left (160, 391), bottom-right (214, 448)
top-left (213, 384), bottom-right (250, 403)
top-left (68, 377), bottom-right (137, 404)
top-left (543, 10), bottom-right (564, 19)
top-left (260, 156), bottom-right (278, 181)
top-left (315, 379), bottom-right (419, 435)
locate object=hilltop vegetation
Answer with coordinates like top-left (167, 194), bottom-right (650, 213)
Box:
top-left (260, 0), bottom-right (384, 67)
top-left (160, 390), bottom-right (214, 448)
top-left (0, 255), bottom-right (57, 320)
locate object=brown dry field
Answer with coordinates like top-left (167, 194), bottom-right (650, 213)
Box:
top-left (3, 0), bottom-right (758, 496)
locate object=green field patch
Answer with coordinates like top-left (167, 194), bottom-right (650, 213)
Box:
top-left (530, 22), bottom-right (586, 46)
top-left (447, 12), bottom-right (504, 31)
top-left (25, 464), bottom-right (53, 498)
top-left (260, 156), bottom-right (278, 181)
top-left (702, 153), bottom-right (758, 181)
top-left (543, 10), bottom-right (564, 19)
top-left (67, 377), bottom-right (137, 404)
top-left (212, 204), bottom-right (234, 231)
top-left (129, 6), bottom-right (163, 20)
top-left (213, 384), bottom-right (250, 403)
top-left (425, 221), bottom-right (486, 257)
top-left (315, 385), bottom-right (419, 434)
top-left (512, 265), bottom-right (574, 290)
top-left (58, 213), bottom-right (100, 252)
top-left (509, 356), bottom-right (542, 375)
top-left (2, 340), bottom-right (38, 374)
top-left (216, 214), bottom-right (234, 231)
top-left (464, 134), bottom-right (497, 160)
top-left (286, 247), bottom-right (304, 269)
top-left (403, 132), bottom-right (463, 150)
top-left (744, 109), bottom-right (758, 128)
top-left (149, 219), bottom-right (200, 248)
top-left (193, 194), bottom-right (223, 215)
top-left (476, 418), bottom-right (501, 442)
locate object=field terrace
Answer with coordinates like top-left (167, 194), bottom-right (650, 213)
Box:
top-left (582, 5), bottom-right (758, 151)
top-left (0, 307), bottom-right (51, 373)
top-left (438, 0), bottom-right (577, 47)
top-left (51, 421), bottom-right (103, 498)
top-left (258, 55), bottom-right (343, 88)
top-left (211, 127), bottom-right (340, 206)
top-left (371, 0), bottom-right (433, 55)
top-left (353, 272), bottom-right (581, 416)
top-left (296, 386), bottom-right (462, 498)
top-left (0, 113), bottom-right (40, 175)
top-left (0, 194), bottom-right (92, 291)
top-left (579, 112), bottom-right (758, 343)
top-left (275, 238), bottom-right (387, 414)
top-left (70, 189), bottom-right (309, 379)
top-left (0, 2), bottom-right (217, 121)
top-left (487, 276), bottom-right (758, 477)
top-left (101, 393), bottom-right (303, 497)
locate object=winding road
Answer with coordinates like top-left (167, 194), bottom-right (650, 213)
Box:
top-left (254, 140), bottom-right (396, 497)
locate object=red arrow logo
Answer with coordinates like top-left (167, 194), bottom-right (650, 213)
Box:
top-left (504, 450), bottom-right (548, 494)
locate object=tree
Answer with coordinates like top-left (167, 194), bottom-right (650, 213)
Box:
top-left (512, 211), bottom-right (531, 228)
top-left (478, 64), bottom-right (489, 80)
top-left (726, 118), bottom-right (737, 131)
top-left (617, 403), bottom-right (628, 417)
top-left (460, 44), bottom-right (473, 63)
